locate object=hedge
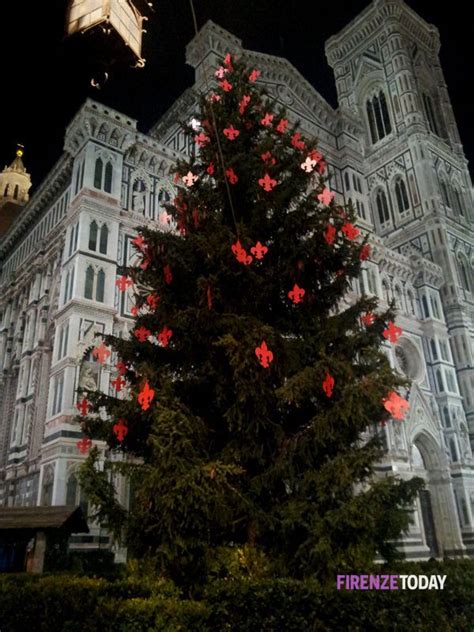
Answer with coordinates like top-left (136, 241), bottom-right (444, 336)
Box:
top-left (0, 560), bottom-right (473, 631)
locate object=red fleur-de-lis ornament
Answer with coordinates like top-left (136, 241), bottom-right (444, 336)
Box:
top-left (322, 372), bottom-right (335, 398)
top-left (383, 321), bottom-right (403, 344)
top-left (250, 242), bottom-right (268, 260)
top-left (77, 437), bottom-right (92, 454)
top-left (223, 126), bottom-right (240, 140)
top-left (318, 188), bottom-right (335, 206)
top-left (163, 264), bottom-right (172, 285)
top-left (324, 224), bottom-right (336, 246)
top-left (158, 325), bottom-right (173, 347)
top-left (224, 52), bottom-right (233, 68)
top-left (239, 95), bottom-right (251, 114)
top-left (194, 133), bottom-right (210, 147)
top-left (93, 342), bottom-right (111, 365)
top-left (261, 151), bottom-right (276, 165)
top-left (215, 66), bottom-right (227, 79)
top-left (255, 340), bottom-right (274, 368)
top-left (231, 240), bottom-right (253, 265)
top-left (115, 275), bottom-right (133, 292)
top-left (361, 312), bottom-right (375, 326)
top-left (288, 284), bottom-right (305, 304)
top-left (261, 113), bottom-right (274, 127)
top-left (291, 133), bottom-right (305, 150)
top-left (276, 119), bottom-right (288, 133)
top-left (249, 69), bottom-right (260, 82)
top-left (134, 326), bottom-right (151, 343)
top-left (146, 293), bottom-right (160, 310)
top-left (309, 149), bottom-right (323, 163)
top-left (207, 162), bottom-right (215, 175)
top-left (383, 391), bottom-right (409, 421)
top-left (113, 418), bottom-right (128, 442)
top-left (258, 173), bottom-right (278, 192)
top-left (342, 222), bottom-right (360, 241)
top-left (111, 375), bottom-right (126, 392)
top-left (76, 398), bottom-right (90, 417)
top-left (219, 79), bottom-right (232, 92)
top-left (226, 168), bottom-right (238, 184)
top-left (116, 361), bottom-right (127, 376)
top-left (138, 381), bottom-right (155, 411)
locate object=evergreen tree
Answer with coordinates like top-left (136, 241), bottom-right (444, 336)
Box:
top-left (77, 54), bottom-right (422, 587)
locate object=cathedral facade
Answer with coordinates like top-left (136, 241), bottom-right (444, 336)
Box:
top-left (1, 0), bottom-right (473, 560)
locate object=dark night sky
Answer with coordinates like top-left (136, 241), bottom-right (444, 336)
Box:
top-left (1, 0), bottom-right (473, 188)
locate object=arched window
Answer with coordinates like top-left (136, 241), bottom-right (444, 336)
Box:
top-left (440, 180), bottom-right (450, 208)
top-left (104, 162), bottom-right (113, 193)
top-left (409, 174), bottom-right (420, 205)
top-left (68, 267), bottom-right (75, 301)
top-left (13, 185), bottom-right (19, 200)
top-left (132, 179), bottom-right (147, 213)
top-left (68, 227), bottom-right (75, 256)
top-left (99, 224), bottom-right (108, 254)
top-left (73, 223), bottom-right (79, 251)
top-left (85, 266), bottom-right (94, 299)
top-left (394, 285), bottom-right (404, 311)
top-left (379, 91), bottom-right (392, 135)
top-left (359, 269), bottom-right (366, 295)
top-left (430, 339), bottom-right (438, 360)
top-left (66, 473), bottom-right (78, 506)
top-left (442, 406), bottom-right (451, 428)
top-left (66, 473), bottom-right (88, 516)
top-left (367, 100), bottom-right (377, 144)
top-left (64, 271), bottom-right (70, 304)
top-left (94, 158), bottom-right (103, 189)
top-left (366, 90), bottom-right (392, 144)
top-left (451, 187), bottom-right (465, 217)
top-left (3, 184), bottom-right (9, 197)
top-left (89, 221), bottom-right (98, 251)
top-left (96, 270), bottom-right (105, 302)
top-left (376, 189), bottom-right (390, 225)
top-left (423, 93), bottom-right (439, 135)
top-left (407, 290), bottom-right (416, 316)
top-left (367, 268), bottom-right (377, 295)
top-left (457, 256), bottom-right (471, 292)
top-left (394, 177), bottom-right (410, 213)
top-left (344, 172), bottom-right (350, 191)
top-left (446, 371), bottom-right (456, 393)
top-left (430, 295), bottom-right (441, 319)
top-left (436, 368), bottom-right (445, 392)
top-left (449, 438), bottom-right (459, 463)
top-left (41, 467), bottom-right (54, 506)
top-left (422, 295), bottom-right (430, 318)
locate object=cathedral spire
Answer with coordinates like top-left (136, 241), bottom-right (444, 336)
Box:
top-left (0, 145), bottom-right (32, 205)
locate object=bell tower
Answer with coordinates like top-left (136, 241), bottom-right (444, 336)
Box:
top-left (326, 0), bottom-right (474, 436)
top-left (0, 146), bottom-right (32, 238)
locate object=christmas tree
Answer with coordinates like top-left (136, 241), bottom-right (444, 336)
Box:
top-left (77, 54), bottom-right (422, 587)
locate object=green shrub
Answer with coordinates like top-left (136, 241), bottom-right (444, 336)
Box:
top-left (0, 560), bottom-right (473, 631)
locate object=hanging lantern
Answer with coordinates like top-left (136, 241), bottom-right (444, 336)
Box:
top-left (66, 0), bottom-right (153, 86)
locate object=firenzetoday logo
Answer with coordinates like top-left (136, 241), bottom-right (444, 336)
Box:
top-left (336, 574), bottom-right (446, 591)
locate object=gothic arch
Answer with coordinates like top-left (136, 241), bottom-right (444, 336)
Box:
top-left (412, 431), bottom-right (444, 473)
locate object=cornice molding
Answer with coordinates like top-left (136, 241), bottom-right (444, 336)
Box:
top-left (325, 0), bottom-right (440, 67)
